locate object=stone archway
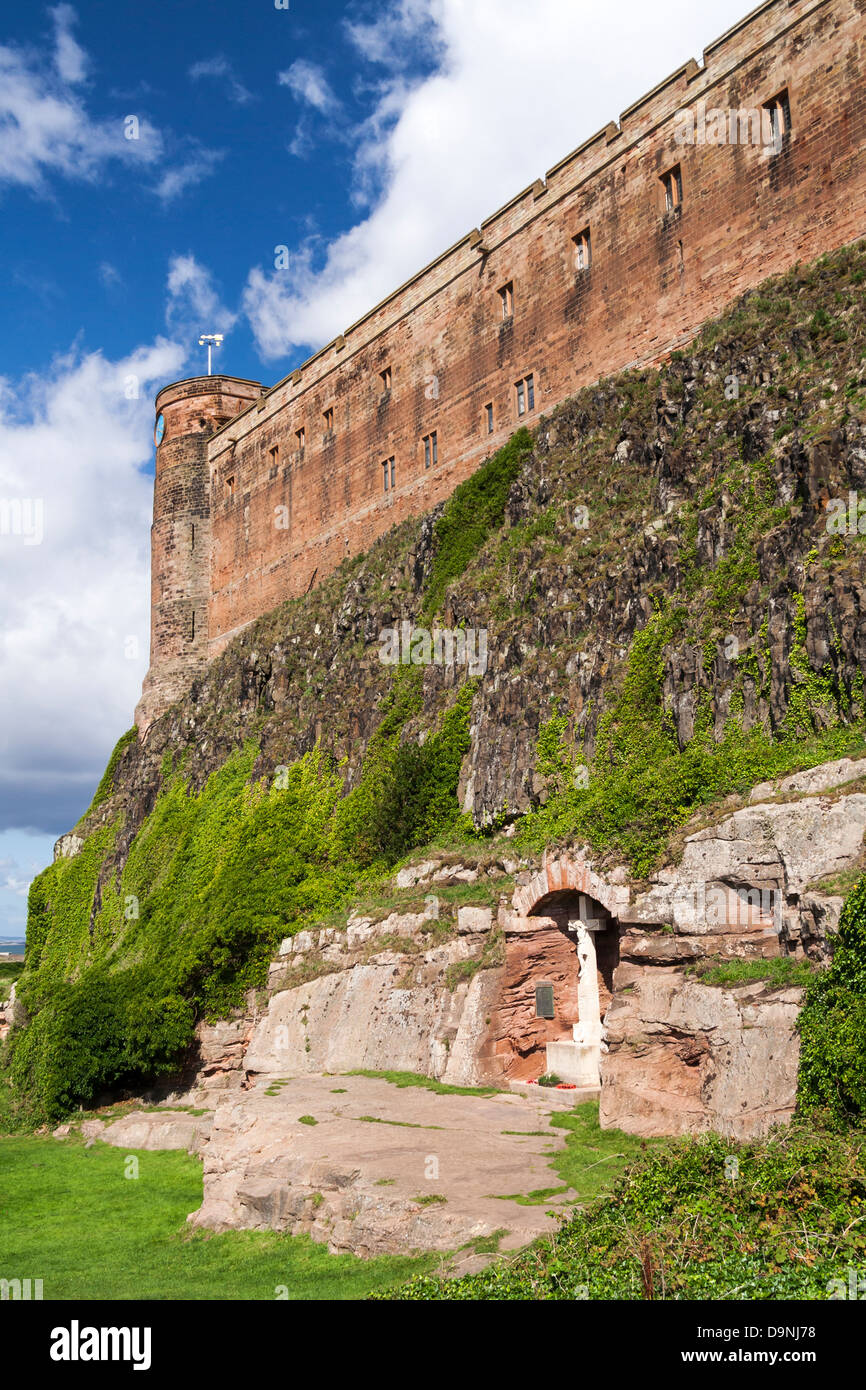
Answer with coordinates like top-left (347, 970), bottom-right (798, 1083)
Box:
top-left (491, 852), bottom-right (629, 1087)
top-left (513, 852), bottom-right (629, 921)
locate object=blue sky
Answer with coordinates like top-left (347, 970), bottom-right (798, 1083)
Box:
top-left (0, 0), bottom-right (751, 934)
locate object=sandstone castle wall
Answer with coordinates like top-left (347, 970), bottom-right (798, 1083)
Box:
top-left (137, 0), bottom-right (866, 732)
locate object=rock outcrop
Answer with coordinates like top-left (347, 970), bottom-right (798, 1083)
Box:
top-left (188, 1073), bottom-right (573, 1257)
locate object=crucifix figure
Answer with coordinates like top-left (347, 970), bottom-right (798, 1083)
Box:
top-left (568, 906), bottom-right (603, 1052)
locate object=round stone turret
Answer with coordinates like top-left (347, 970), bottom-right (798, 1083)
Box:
top-left (135, 375), bottom-right (262, 734)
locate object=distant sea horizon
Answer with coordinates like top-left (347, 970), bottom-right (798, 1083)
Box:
top-left (0, 938), bottom-right (26, 955)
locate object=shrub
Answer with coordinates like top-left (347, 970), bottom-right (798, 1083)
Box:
top-left (797, 876), bottom-right (866, 1124)
top-left (9, 965), bottom-right (194, 1121)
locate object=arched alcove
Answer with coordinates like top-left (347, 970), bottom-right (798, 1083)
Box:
top-left (483, 853), bottom-right (629, 1086)
top-left (529, 889), bottom-right (620, 1018)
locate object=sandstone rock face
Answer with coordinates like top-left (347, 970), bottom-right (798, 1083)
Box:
top-left (748, 755), bottom-right (866, 803)
top-left (246, 940), bottom-right (499, 1087)
top-left (486, 915), bottom-right (582, 1081)
top-left (189, 1074), bottom-right (573, 1257)
top-left (600, 967), bottom-right (802, 1140)
top-left (94, 1110), bottom-right (214, 1153)
top-left (624, 791), bottom-right (866, 955)
top-left (53, 833), bottom-right (83, 861)
top-left (189, 1019), bottom-right (255, 1094)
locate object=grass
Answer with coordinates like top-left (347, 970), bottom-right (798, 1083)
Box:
top-left (687, 957), bottom-right (816, 989)
top-left (0, 961), bottom-right (23, 987)
top-left (460, 1228), bottom-right (509, 1256)
top-left (0, 1135), bottom-right (432, 1300)
top-left (547, 1102), bottom-right (663, 1202)
top-left (346, 1069), bottom-right (501, 1098)
top-left (490, 1185), bottom-right (570, 1206)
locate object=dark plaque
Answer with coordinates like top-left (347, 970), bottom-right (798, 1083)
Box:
top-left (535, 984), bottom-right (554, 1019)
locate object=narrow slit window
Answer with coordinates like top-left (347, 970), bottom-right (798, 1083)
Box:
top-left (499, 282), bottom-right (514, 319)
top-left (226, 475), bottom-right (235, 497)
top-left (190, 610), bottom-right (196, 641)
top-left (269, 444), bottom-right (279, 476)
top-left (485, 403), bottom-right (494, 435)
top-left (380, 366), bottom-right (392, 392)
top-left (661, 164), bottom-right (683, 212)
top-left (323, 407), bottom-right (334, 433)
top-left (763, 89), bottom-right (792, 149)
top-left (296, 427), bottom-right (305, 451)
top-left (516, 374), bottom-right (535, 417)
top-left (382, 457), bottom-right (395, 493)
top-left (190, 523), bottom-right (195, 550)
top-left (573, 227), bottom-right (591, 271)
top-left (423, 431), bottom-right (438, 470)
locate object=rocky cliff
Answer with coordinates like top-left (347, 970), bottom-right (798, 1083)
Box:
top-left (9, 238), bottom-right (866, 1126)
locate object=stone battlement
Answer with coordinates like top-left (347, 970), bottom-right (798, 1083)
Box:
top-left (137, 0), bottom-right (866, 733)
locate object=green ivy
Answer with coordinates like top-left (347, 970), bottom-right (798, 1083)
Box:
top-left (521, 604), bottom-right (866, 877)
top-left (12, 680), bottom-right (478, 1119)
top-left (86, 728), bottom-right (137, 814)
top-left (797, 875), bottom-right (866, 1125)
top-left (422, 428), bottom-right (533, 615)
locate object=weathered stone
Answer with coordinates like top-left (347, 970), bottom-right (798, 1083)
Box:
top-left (53, 833), bottom-right (83, 861)
top-left (244, 940), bottom-right (497, 1084)
top-left (600, 969), bottom-right (802, 1140)
top-left (98, 1110), bottom-right (213, 1153)
top-left (749, 755), bottom-right (866, 803)
top-left (456, 906), bottom-right (493, 935)
top-left (188, 1073), bottom-right (577, 1256)
top-left (394, 862), bottom-right (438, 889)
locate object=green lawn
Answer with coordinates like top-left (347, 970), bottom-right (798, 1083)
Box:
top-left (548, 1102), bottom-right (664, 1202)
top-left (0, 1135), bottom-right (432, 1300)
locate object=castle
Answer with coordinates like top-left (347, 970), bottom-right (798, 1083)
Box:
top-left (136, 0), bottom-right (866, 733)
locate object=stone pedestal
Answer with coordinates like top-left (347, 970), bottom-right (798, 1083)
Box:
top-left (545, 1034), bottom-right (601, 1086)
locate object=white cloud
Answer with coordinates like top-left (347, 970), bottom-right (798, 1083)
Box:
top-left (165, 254), bottom-right (237, 341)
top-left (0, 7), bottom-right (223, 204)
top-left (51, 4), bottom-right (88, 84)
top-left (0, 337), bottom-right (185, 836)
top-left (278, 59), bottom-right (340, 115)
top-left (154, 146), bottom-right (223, 203)
top-left (0, 9), bottom-right (161, 195)
top-left (98, 261), bottom-right (122, 290)
top-left (244, 0), bottom-right (753, 362)
top-left (189, 54), bottom-right (254, 107)
top-left (344, 0), bottom-right (441, 69)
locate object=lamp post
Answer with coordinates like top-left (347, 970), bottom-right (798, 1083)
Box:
top-left (198, 334), bottom-right (224, 376)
